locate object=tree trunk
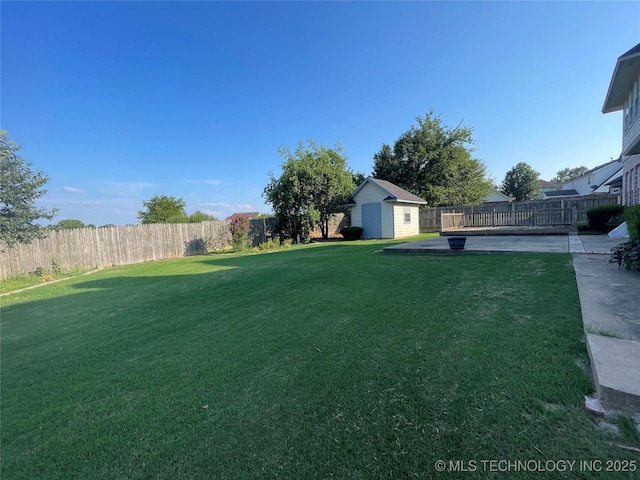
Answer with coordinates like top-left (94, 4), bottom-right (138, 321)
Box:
top-left (320, 217), bottom-right (328, 239)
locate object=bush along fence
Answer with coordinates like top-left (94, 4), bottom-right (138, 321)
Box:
top-left (0, 219), bottom-right (279, 280)
top-left (420, 195), bottom-right (621, 232)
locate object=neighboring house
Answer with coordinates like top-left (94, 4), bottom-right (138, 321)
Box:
top-left (483, 190), bottom-right (511, 203)
top-left (539, 179), bottom-right (560, 194)
top-left (541, 189), bottom-right (581, 199)
top-left (344, 177), bottom-right (427, 239)
top-left (597, 169), bottom-right (624, 195)
top-left (226, 212), bottom-right (261, 221)
top-left (603, 42), bottom-right (640, 206)
top-left (605, 174), bottom-right (623, 195)
top-left (559, 157), bottom-right (623, 195)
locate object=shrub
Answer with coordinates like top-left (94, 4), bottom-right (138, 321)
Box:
top-left (281, 238), bottom-right (294, 248)
top-left (624, 205), bottom-right (640, 239)
top-left (229, 216), bottom-right (251, 252)
top-left (586, 205), bottom-right (625, 233)
top-left (51, 258), bottom-right (62, 274)
top-left (340, 226), bottom-right (363, 241)
top-left (610, 238), bottom-right (640, 271)
top-left (606, 213), bottom-right (625, 230)
top-left (257, 238), bottom-right (279, 251)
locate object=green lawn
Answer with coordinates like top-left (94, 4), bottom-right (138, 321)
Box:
top-left (1, 239), bottom-right (638, 479)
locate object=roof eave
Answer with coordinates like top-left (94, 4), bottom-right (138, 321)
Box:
top-left (603, 47), bottom-right (640, 113)
top-left (382, 198), bottom-right (428, 205)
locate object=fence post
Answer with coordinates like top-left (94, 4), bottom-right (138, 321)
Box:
top-left (532, 208), bottom-right (536, 227)
top-left (263, 219), bottom-right (267, 243)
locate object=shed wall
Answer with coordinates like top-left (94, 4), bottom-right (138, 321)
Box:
top-left (349, 182), bottom-right (395, 238)
top-left (392, 204), bottom-right (420, 238)
top-left (351, 183), bottom-right (382, 235)
top-left (381, 202), bottom-right (395, 238)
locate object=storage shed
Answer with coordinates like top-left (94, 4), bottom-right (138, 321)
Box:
top-left (344, 177), bottom-right (428, 239)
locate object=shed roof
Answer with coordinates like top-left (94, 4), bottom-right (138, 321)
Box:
top-left (344, 177), bottom-right (428, 206)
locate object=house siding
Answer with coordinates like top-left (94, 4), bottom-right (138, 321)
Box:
top-left (623, 154), bottom-right (640, 205)
top-left (392, 204), bottom-right (420, 238)
top-left (623, 114), bottom-right (640, 155)
top-left (622, 71), bottom-right (640, 155)
top-left (380, 202), bottom-right (394, 238)
top-left (350, 204), bottom-right (362, 230)
top-left (562, 161), bottom-right (622, 195)
top-left (350, 182), bottom-right (383, 231)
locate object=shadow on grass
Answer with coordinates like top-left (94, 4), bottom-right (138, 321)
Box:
top-left (4, 240), bottom-right (635, 479)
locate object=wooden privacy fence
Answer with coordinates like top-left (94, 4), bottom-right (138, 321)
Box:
top-left (421, 194), bottom-right (621, 232)
top-left (0, 214), bottom-right (351, 280)
top-left (441, 208), bottom-right (576, 231)
top-left (441, 213), bottom-right (464, 231)
top-left (0, 219), bottom-right (280, 280)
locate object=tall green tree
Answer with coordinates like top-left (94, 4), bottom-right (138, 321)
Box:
top-left (352, 171), bottom-right (366, 188)
top-left (500, 162), bottom-right (540, 201)
top-left (187, 210), bottom-right (217, 223)
top-left (551, 166), bottom-right (589, 183)
top-left (0, 131), bottom-right (57, 248)
top-left (137, 195), bottom-right (186, 224)
top-left (263, 140), bottom-right (356, 240)
top-left (48, 219), bottom-right (96, 230)
top-left (163, 210), bottom-right (217, 224)
top-left (372, 111), bottom-right (493, 206)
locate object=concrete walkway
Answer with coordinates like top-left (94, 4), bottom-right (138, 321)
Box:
top-left (384, 234), bottom-right (640, 415)
top-left (572, 236), bottom-right (640, 415)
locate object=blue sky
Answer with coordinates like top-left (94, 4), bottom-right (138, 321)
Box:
top-left (2, 1), bottom-right (639, 226)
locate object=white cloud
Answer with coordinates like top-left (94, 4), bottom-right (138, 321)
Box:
top-left (62, 186), bottom-right (86, 193)
top-left (202, 209), bottom-right (222, 217)
top-left (201, 202), bottom-right (231, 208)
top-left (184, 179), bottom-right (223, 186)
top-left (236, 204), bottom-right (253, 210)
top-left (102, 181), bottom-right (158, 197)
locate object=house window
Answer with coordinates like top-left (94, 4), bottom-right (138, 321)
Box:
top-left (635, 80), bottom-right (639, 121)
top-left (404, 205), bottom-right (411, 224)
top-left (625, 78), bottom-right (640, 132)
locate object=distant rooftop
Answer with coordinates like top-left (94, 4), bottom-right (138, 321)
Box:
top-left (226, 212), bottom-right (262, 221)
top-left (544, 189), bottom-right (580, 197)
top-left (539, 179), bottom-right (559, 188)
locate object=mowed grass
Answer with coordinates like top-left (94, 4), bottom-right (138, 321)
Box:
top-left (1, 240), bottom-right (638, 479)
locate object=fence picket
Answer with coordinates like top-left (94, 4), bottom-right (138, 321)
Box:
top-left (0, 214), bottom-right (349, 279)
top-left (423, 195), bottom-right (620, 232)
